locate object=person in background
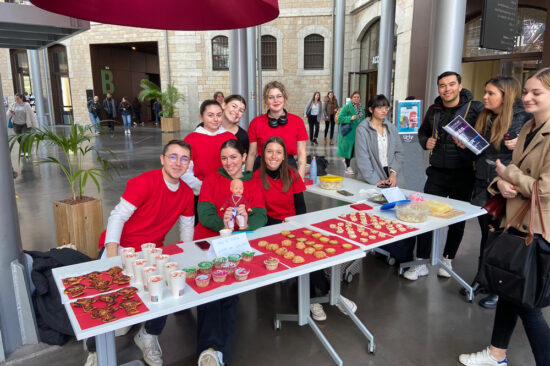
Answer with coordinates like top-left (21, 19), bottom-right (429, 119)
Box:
top-left (246, 81), bottom-right (308, 179)
top-left (337, 91), bottom-right (365, 175)
top-left (85, 140), bottom-right (195, 366)
top-left (454, 76), bottom-right (531, 309)
top-left (214, 91), bottom-right (225, 106)
top-left (103, 93), bottom-right (116, 132)
top-left (153, 98), bottom-right (162, 126)
top-left (304, 91), bottom-right (323, 145)
top-left (87, 96), bottom-right (101, 134)
top-left (133, 97), bottom-right (143, 126)
top-left (119, 97), bottom-right (134, 135)
top-left (404, 71), bottom-right (483, 281)
top-left (8, 93), bottom-right (37, 148)
top-left (458, 67), bottom-right (550, 366)
top-left (221, 94), bottom-right (249, 154)
top-left (323, 91), bottom-right (339, 145)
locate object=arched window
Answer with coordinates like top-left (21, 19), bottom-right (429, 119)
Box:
top-left (212, 36), bottom-right (229, 70)
top-left (304, 34), bottom-right (324, 69)
top-left (360, 20), bottom-right (380, 71)
top-left (261, 35), bottom-right (277, 70)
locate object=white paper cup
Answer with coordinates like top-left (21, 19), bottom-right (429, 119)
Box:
top-left (123, 252), bottom-right (138, 276)
top-left (170, 270), bottom-right (186, 297)
top-left (142, 266), bottom-right (157, 291)
top-left (155, 254), bottom-right (170, 274)
top-left (164, 262), bottom-right (179, 285)
top-left (141, 243), bottom-right (156, 261)
top-left (148, 248), bottom-right (162, 265)
top-left (132, 259), bottom-right (148, 284)
top-left (121, 247), bottom-right (135, 268)
top-left (148, 275), bottom-right (164, 302)
top-left (219, 229), bottom-right (232, 237)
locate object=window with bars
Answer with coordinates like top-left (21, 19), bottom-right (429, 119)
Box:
top-left (304, 34), bottom-right (324, 70)
top-left (212, 36), bottom-right (229, 70)
top-left (261, 35), bottom-right (277, 70)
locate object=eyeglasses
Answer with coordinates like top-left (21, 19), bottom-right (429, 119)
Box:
top-left (164, 154), bottom-right (190, 164)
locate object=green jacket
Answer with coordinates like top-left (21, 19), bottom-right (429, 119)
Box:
top-left (336, 102), bottom-right (365, 159)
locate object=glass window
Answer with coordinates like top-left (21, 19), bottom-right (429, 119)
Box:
top-left (212, 36), bottom-right (229, 70)
top-left (261, 35), bottom-right (277, 70)
top-left (463, 7), bottom-right (545, 57)
top-left (304, 34), bottom-right (324, 69)
top-left (360, 20), bottom-right (380, 71)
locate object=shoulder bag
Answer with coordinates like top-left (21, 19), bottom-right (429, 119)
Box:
top-left (477, 180), bottom-right (550, 308)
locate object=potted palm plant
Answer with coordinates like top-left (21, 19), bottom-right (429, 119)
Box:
top-left (9, 123), bottom-right (118, 258)
top-left (138, 79), bottom-right (184, 132)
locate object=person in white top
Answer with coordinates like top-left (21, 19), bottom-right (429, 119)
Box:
top-left (304, 91), bottom-right (323, 145)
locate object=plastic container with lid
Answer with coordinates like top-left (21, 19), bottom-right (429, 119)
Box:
top-left (396, 202), bottom-right (429, 223)
top-left (319, 175), bottom-right (344, 190)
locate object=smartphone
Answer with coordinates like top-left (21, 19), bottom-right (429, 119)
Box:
top-left (195, 240), bottom-right (211, 251)
top-left (377, 183), bottom-right (391, 188)
top-left (337, 189), bottom-right (354, 197)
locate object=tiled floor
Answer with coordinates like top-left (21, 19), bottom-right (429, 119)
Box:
top-left (6, 125), bottom-right (548, 365)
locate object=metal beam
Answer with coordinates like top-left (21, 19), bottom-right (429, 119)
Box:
top-left (332, 0), bottom-right (345, 105)
top-left (230, 28), bottom-right (249, 129)
top-left (0, 23), bottom-right (74, 35)
top-left (0, 40), bottom-right (48, 48)
top-left (0, 31), bottom-right (59, 41)
top-left (377, 0), bottom-right (395, 97)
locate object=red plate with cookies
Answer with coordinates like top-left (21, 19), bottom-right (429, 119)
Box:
top-left (62, 266), bottom-right (131, 300)
top-left (312, 218), bottom-right (397, 246)
top-left (338, 213), bottom-right (418, 236)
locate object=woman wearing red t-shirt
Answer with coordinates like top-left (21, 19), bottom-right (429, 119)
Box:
top-left (255, 136), bottom-right (357, 322)
top-left (246, 81), bottom-right (308, 179)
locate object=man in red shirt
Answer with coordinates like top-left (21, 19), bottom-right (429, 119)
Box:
top-left (87, 140), bottom-right (195, 366)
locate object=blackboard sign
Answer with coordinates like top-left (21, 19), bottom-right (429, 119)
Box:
top-left (86, 89), bottom-right (94, 101)
top-left (480, 0), bottom-right (518, 52)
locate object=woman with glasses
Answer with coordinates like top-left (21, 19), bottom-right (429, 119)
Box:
top-left (221, 94), bottom-right (249, 154)
top-left (246, 81), bottom-right (308, 179)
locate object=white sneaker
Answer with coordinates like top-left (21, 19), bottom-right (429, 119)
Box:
top-left (336, 296), bottom-right (357, 315)
top-left (310, 303), bottom-right (327, 321)
top-left (198, 348), bottom-right (223, 366)
top-left (459, 347), bottom-right (508, 365)
top-left (438, 257), bottom-right (452, 278)
top-left (134, 326), bottom-right (163, 366)
top-left (84, 352), bottom-right (97, 366)
top-left (115, 325), bottom-right (132, 336)
top-left (345, 167), bottom-right (354, 175)
top-left (127, 130), bottom-right (131, 135)
top-left (403, 264), bottom-right (429, 280)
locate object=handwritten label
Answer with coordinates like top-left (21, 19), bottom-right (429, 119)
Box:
top-left (380, 187), bottom-right (406, 203)
top-left (208, 233), bottom-right (252, 258)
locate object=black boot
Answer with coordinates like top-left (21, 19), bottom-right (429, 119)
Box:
top-left (479, 294), bottom-right (499, 309)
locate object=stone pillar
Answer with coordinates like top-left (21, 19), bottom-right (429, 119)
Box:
top-left (377, 0), bottom-right (396, 97)
top-left (230, 29), bottom-right (249, 129)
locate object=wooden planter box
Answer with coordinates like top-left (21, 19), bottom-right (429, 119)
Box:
top-left (53, 198), bottom-right (103, 259)
top-left (161, 117), bottom-right (180, 133)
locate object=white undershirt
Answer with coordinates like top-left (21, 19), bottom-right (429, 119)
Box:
top-left (377, 126), bottom-right (389, 168)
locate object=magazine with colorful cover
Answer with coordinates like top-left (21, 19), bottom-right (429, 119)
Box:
top-left (442, 115), bottom-right (489, 155)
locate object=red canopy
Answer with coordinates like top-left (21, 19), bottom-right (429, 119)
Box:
top-left (29, 0), bottom-right (279, 31)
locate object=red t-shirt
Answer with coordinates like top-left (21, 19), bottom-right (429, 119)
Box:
top-left (99, 169), bottom-right (194, 251)
top-left (253, 169), bottom-right (306, 221)
top-left (184, 131), bottom-right (236, 181)
top-left (248, 113), bottom-right (308, 156)
top-left (194, 171), bottom-right (265, 240)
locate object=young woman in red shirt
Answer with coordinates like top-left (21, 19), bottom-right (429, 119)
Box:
top-left (246, 81), bottom-right (308, 179)
top-left (255, 136), bottom-right (357, 322)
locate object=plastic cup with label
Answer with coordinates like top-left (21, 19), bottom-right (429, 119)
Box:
top-left (155, 254), bottom-right (170, 274)
top-left (170, 270), bottom-right (186, 297)
top-left (164, 262), bottom-right (179, 286)
top-left (148, 275), bottom-right (164, 302)
top-left (123, 252), bottom-right (138, 276)
top-left (142, 266), bottom-right (157, 291)
top-left (132, 259), bottom-right (148, 284)
top-left (121, 247), bottom-right (135, 269)
top-left (148, 248), bottom-right (162, 265)
top-left (141, 243), bottom-right (156, 261)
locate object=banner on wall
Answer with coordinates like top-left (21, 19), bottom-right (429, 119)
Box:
top-left (395, 100), bottom-right (422, 134)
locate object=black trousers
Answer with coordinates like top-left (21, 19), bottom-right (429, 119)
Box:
top-left (106, 112), bottom-right (115, 130)
top-left (324, 114), bottom-right (336, 140)
top-left (491, 297), bottom-right (550, 365)
top-left (416, 166), bottom-right (474, 259)
top-left (307, 115), bottom-right (320, 141)
top-left (197, 296), bottom-right (239, 365)
top-left (345, 146), bottom-right (355, 168)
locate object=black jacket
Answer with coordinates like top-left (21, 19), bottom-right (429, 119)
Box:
top-left (119, 102), bottom-right (134, 116)
top-left (87, 100), bottom-right (101, 117)
top-left (470, 100), bottom-right (532, 206)
top-left (26, 248), bottom-right (91, 345)
top-left (103, 98), bottom-right (117, 118)
top-left (418, 89), bottom-right (484, 169)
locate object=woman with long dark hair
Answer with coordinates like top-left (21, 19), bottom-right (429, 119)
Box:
top-left (323, 91), bottom-right (339, 145)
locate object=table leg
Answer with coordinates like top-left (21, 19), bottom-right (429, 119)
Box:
top-left (95, 331), bottom-right (117, 366)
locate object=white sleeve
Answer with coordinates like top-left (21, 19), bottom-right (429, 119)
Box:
top-left (104, 198), bottom-right (137, 244)
top-left (179, 215), bottom-right (195, 243)
top-left (180, 160), bottom-right (202, 195)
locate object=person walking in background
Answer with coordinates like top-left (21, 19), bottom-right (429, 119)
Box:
top-left (119, 97), bottom-right (134, 135)
top-left (8, 93), bottom-right (37, 151)
top-left (133, 97), bottom-right (142, 126)
top-left (103, 93), bottom-right (116, 132)
top-left (458, 67), bottom-right (550, 366)
top-left (153, 98), bottom-right (162, 126)
top-left (214, 91), bottom-right (225, 105)
top-left (87, 95), bottom-right (101, 134)
top-left (403, 71), bottom-right (483, 281)
top-left (304, 91), bottom-right (323, 145)
top-left (336, 91), bottom-right (365, 175)
top-left (323, 91), bottom-right (339, 145)
top-left (454, 76), bottom-right (530, 309)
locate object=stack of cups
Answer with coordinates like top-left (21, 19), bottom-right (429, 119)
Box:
top-left (170, 270), bottom-right (186, 297)
top-left (164, 262), bottom-right (179, 286)
top-left (148, 248), bottom-right (163, 265)
top-left (142, 266), bottom-right (157, 291)
top-left (132, 259), bottom-right (148, 285)
top-left (148, 275), bottom-right (164, 302)
top-left (124, 252), bottom-right (139, 276)
top-left (141, 243), bottom-right (156, 261)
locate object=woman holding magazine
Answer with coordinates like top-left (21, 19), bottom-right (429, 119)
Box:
top-left (454, 76), bottom-right (530, 309)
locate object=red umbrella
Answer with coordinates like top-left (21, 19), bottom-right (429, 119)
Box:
top-left (29, 0), bottom-right (279, 30)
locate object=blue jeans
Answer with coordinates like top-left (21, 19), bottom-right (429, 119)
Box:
top-left (89, 113), bottom-right (100, 131)
top-left (121, 114), bottom-right (131, 130)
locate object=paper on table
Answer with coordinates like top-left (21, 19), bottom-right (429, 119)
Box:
top-left (380, 187), bottom-right (406, 203)
top-left (208, 233), bottom-right (252, 259)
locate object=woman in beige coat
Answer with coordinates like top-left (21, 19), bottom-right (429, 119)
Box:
top-left (459, 68), bottom-right (550, 366)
